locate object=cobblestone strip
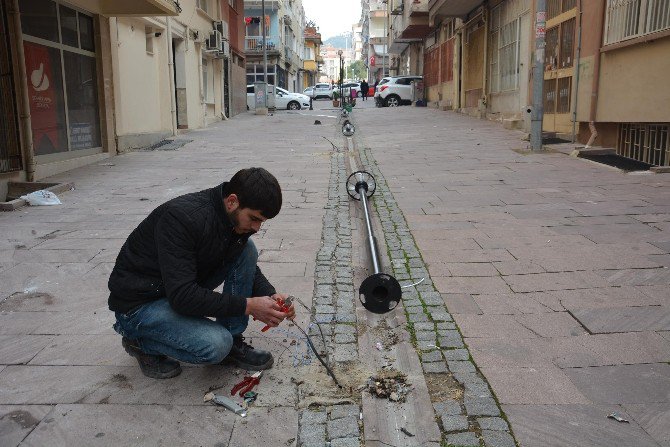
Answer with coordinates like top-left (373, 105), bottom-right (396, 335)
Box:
top-left (297, 151), bottom-right (363, 447)
top-left (358, 148), bottom-right (517, 447)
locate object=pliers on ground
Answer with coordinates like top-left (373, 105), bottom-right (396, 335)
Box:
top-left (230, 371), bottom-right (262, 397)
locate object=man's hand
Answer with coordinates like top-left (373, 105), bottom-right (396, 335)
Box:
top-left (272, 293), bottom-right (296, 320)
top-left (245, 296), bottom-right (286, 328)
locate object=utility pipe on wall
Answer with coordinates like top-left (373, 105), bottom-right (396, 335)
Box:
top-left (167, 17), bottom-right (178, 135)
top-left (571, 1), bottom-right (582, 143)
top-left (586, 0), bottom-right (607, 148)
top-left (9, 0), bottom-right (35, 181)
top-left (530, 0), bottom-right (547, 151)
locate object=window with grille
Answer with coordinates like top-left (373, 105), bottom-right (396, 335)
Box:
top-left (543, 76), bottom-right (572, 114)
top-left (605, 0), bottom-right (670, 45)
top-left (440, 38), bottom-right (454, 83)
top-left (547, 0), bottom-right (577, 20)
top-left (543, 78), bottom-right (556, 113)
top-left (423, 46), bottom-right (439, 87)
top-left (489, 0), bottom-right (529, 93)
top-left (545, 19), bottom-right (575, 71)
top-left (197, 0), bottom-right (209, 14)
top-left (618, 123), bottom-right (669, 166)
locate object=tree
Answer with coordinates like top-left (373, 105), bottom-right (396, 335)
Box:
top-left (349, 60), bottom-right (367, 81)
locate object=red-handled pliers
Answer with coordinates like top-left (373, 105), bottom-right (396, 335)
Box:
top-left (230, 371), bottom-right (262, 396)
top-left (261, 295), bottom-right (294, 332)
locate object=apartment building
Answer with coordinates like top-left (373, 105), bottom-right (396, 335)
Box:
top-left (244, 0), bottom-right (305, 92)
top-left (303, 23), bottom-right (323, 90)
top-left (0, 0), bottom-right (250, 201)
top-left (425, 0), bottom-right (669, 166)
top-left (363, 0), bottom-right (391, 82)
top-left (388, 0), bottom-right (431, 76)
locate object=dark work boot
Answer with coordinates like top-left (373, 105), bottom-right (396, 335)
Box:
top-left (225, 336), bottom-right (274, 370)
top-left (122, 337), bottom-right (182, 379)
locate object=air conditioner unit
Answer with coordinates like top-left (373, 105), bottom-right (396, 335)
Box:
top-left (206, 29), bottom-right (222, 51)
top-left (213, 20), bottom-right (229, 41)
top-left (215, 40), bottom-right (230, 58)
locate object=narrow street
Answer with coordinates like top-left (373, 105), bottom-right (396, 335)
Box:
top-left (1, 100), bottom-right (669, 447)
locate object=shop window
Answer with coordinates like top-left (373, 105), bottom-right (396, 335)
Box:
top-left (79, 13), bottom-right (94, 51)
top-left (19, 0), bottom-right (59, 43)
top-left (64, 51), bottom-right (101, 150)
top-left (59, 5), bottom-right (78, 47)
top-left (23, 42), bottom-right (68, 155)
top-left (21, 1), bottom-right (101, 155)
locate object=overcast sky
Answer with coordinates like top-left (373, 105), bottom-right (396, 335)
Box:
top-left (302, 0), bottom-right (362, 39)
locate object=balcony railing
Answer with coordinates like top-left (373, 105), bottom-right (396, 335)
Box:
top-left (245, 35), bottom-right (280, 52)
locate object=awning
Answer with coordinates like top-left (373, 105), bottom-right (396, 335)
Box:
top-left (430, 0), bottom-right (482, 19)
top-left (67, 0), bottom-right (179, 16)
top-left (373, 44), bottom-right (387, 56)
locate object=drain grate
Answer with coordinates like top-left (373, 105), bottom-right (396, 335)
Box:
top-left (578, 153), bottom-right (652, 172)
top-left (140, 139), bottom-right (193, 151)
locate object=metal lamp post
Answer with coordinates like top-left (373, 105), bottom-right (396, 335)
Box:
top-left (337, 49), bottom-right (343, 108)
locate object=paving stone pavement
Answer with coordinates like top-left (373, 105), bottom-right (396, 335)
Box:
top-left (1, 99), bottom-right (669, 447)
top-left (353, 105), bottom-right (670, 447)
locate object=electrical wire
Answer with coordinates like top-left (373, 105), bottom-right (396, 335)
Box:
top-left (291, 321), bottom-right (342, 388)
top-left (288, 295), bottom-right (342, 387)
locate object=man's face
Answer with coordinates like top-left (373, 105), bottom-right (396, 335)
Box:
top-left (224, 194), bottom-right (267, 235)
top-left (230, 207), bottom-right (266, 235)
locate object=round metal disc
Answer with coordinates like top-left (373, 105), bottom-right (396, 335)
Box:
top-left (346, 171), bottom-right (376, 200)
top-left (359, 273), bottom-right (402, 314)
top-left (342, 121), bottom-right (355, 137)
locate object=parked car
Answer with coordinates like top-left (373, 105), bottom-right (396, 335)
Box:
top-left (374, 75), bottom-right (423, 107)
top-left (341, 82), bottom-right (362, 98)
top-left (246, 85), bottom-right (311, 110)
top-left (312, 83), bottom-right (333, 99)
top-left (303, 86), bottom-right (314, 97)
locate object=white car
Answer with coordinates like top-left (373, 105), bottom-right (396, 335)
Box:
top-left (246, 85), bottom-right (311, 110)
top-left (312, 83), bottom-right (333, 100)
top-left (374, 75), bottom-right (423, 107)
top-left (340, 82), bottom-right (362, 98)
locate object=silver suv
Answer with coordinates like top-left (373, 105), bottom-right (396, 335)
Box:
top-left (374, 75), bottom-right (423, 107)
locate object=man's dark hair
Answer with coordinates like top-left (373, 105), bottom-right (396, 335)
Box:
top-left (224, 167), bottom-right (282, 218)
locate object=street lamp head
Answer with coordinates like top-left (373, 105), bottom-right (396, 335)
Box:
top-left (337, 49), bottom-right (343, 56)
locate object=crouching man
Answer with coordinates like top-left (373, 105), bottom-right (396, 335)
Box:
top-left (108, 167), bottom-right (294, 379)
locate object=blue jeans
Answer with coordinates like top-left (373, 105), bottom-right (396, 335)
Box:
top-left (113, 240), bottom-right (258, 364)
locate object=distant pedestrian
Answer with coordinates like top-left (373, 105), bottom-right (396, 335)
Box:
top-left (360, 80), bottom-right (369, 101)
top-left (373, 78), bottom-right (381, 107)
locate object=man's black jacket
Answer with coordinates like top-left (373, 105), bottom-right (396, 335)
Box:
top-left (108, 183), bottom-right (275, 317)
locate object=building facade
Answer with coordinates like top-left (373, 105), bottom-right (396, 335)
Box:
top-left (243, 0), bottom-right (305, 92)
top-left (388, 0), bottom-right (431, 77)
top-left (363, 0), bottom-right (390, 82)
top-left (0, 0), bottom-right (251, 202)
top-left (0, 0), bottom-right (179, 201)
top-left (425, 0), bottom-right (669, 165)
top-left (303, 23), bottom-right (322, 90)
